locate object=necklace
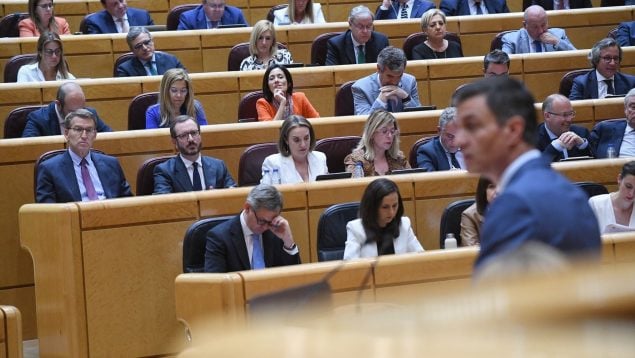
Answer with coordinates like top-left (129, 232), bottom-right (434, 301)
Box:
top-left (432, 50), bottom-right (447, 59)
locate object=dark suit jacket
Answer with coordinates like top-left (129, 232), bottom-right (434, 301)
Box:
top-left (36, 150), bottom-right (133, 203)
top-left (617, 21), bottom-right (635, 47)
top-left (589, 119), bottom-right (627, 158)
top-left (204, 215), bottom-right (301, 273)
top-left (325, 30), bottom-right (389, 66)
top-left (153, 155), bottom-right (236, 194)
top-left (536, 123), bottom-right (591, 162)
top-left (22, 102), bottom-right (112, 137)
top-left (440, 0), bottom-right (509, 16)
top-left (177, 4), bottom-right (248, 30)
top-left (416, 136), bottom-right (452, 171)
top-left (115, 51), bottom-right (185, 77)
top-left (569, 70), bottom-right (635, 100)
top-left (85, 7), bottom-right (154, 34)
top-left (525, 0), bottom-right (591, 10)
top-left (475, 156), bottom-right (601, 270)
top-left (375, 0), bottom-right (435, 20)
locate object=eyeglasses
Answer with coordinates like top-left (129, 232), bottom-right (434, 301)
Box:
top-left (351, 22), bottom-right (373, 31)
top-left (547, 111), bottom-right (576, 118)
top-left (600, 56), bottom-right (621, 64)
top-left (38, 3), bottom-right (54, 9)
top-left (133, 39), bottom-right (153, 51)
top-left (174, 130), bottom-right (200, 140)
top-left (376, 127), bottom-right (399, 136)
top-left (205, 2), bottom-right (225, 9)
top-left (252, 208), bottom-right (276, 227)
top-left (43, 48), bottom-right (61, 57)
top-left (169, 87), bottom-right (189, 95)
top-left (69, 127), bottom-right (96, 135)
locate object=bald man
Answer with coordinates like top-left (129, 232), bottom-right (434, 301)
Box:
top-left (502, 5), bottom-right (575, 54)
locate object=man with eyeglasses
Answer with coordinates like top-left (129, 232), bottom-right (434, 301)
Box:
top-left (153, 115), bottom-right (235, 194)
top-left (416, 107), bottom-right (465, 171)
top-left (35, 108), bottom-right (132, 203)
top-left (116, 27), bottom-right (185, 77)
top-left (502, 5), bottom-right (575, 55)
top-left (536, 94), bottom-right (590, 162)
top-left (85, 0), bottom-right (154, 34)
top-left (325, 5), bottom-right (389, 65)
top-left (589, 88), bottom-right (635, 159)
top-left (204, 184), bottom-right (300, 273)
top-left (178, 0), bottom-right (248, 30)
top-left (570, 38), bottom-right (635, 100)
top-left (22, 82), bottom-right (111, 137)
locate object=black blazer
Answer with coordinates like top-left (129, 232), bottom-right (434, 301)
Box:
top-left (325, 30), bottom-right (389, 66)
top-left (416, 136), bottom-right (452, 172)
top-left (536, 123), bottom-right (592, 162)
top-left (116, 51), bottom-right (185, 77)
top-left (22, 102), bottom-right (111, 137)
top-left (204, 215), bottom-right (301, 273)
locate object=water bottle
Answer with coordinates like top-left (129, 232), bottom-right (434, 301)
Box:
top-left (271, 168), bottom-right (281, 184)
top-left (606, 144), bottom-right (617, 159)
top-left (261, 169), bottom-right (270, 184)
top-left (444, 233), bottom-right (457, 249)
top-left (353, 162), bottom-right (364, 178)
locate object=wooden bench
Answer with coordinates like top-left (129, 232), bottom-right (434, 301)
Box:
top-left (0, 305), bottom-right (22, 358)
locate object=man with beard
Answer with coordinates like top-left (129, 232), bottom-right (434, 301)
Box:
top-left (153, 115), bottom-right (235, 194)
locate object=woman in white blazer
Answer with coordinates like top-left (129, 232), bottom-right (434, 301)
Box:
top-left (273, 0), bottom-right (326, 25)
top-left (344, 178), bottom-right (424, 259)
top-left (261, 115), bottom-right (328, 184)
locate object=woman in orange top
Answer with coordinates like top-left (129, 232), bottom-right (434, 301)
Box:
top-left (19, 0), bottom-right (70, 37)
top-left (256, 64), bottom-right (320, 121)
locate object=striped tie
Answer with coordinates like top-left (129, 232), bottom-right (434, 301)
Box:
top-left (400, 3), bottom-right (408, 18)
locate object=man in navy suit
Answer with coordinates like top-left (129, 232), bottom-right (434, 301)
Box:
top-left (116, 27), bottom-right (185, 77)
top-left (502, 5), bottom-right (575, 54)
top-left (22, 82), bottom-right (111, 137)
top-left (454, 77), bottom-right (601, 271)
top-left (589, 88), bottom-right (635, 158)
top-left (177, 0), bottom-right (248, 30)
top-left (85, 0), bottom-right (154, 34)
top-left (416, 107), bottom-right (465, 171)
top-left (570, 38), bottom-right (635, 100)
top-left (375, 0), bottom-right (435, 20)
top-left (325, 5), bottom-right (389, 65)
top-left (536, 94), bottom-right (591, 162)
top-left (616, 21), bottom-right (635, 47)
top-left (440, 0), bottom-right (509, 16)
top-left (153, 115), bottom-right (235, 194)
top-left (36, 109), bottom-right (132, 203)
top-left (204, 184), bottom-right (300, 273)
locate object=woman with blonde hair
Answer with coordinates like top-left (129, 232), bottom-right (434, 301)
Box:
top-left (19, 0), bottom-right (70, 37)
top-left (272, 0), bottom-right (326, 25)
top-left (240, 20), bottom-right (293, 71)
top-left (412, 9), bottom-right (462, 60)
top-left (17, 32), bottom-right (74, 82)
top-left (145, 68), bottom-right (207, 129)
top-left (344, 110), bottom-right (410, 176)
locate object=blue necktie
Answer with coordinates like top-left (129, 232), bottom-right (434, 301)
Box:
top-left (533, 40), bottom-right (542, 53)
top-left (475, 1), bottom-right (483, 14)
top-left (251, 234), bottom-right (265, 270)
top-left (192, 162), bottom-right (202, 191)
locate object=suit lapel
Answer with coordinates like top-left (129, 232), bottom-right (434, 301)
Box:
top-left (229, 217), bottom-right (251, 270)
top-left (588, 74), bottom-right (599, 99)
top-left (174, 157), bottom-right (194, 192)
top-left (131, 57), bottom-right (146, 76)
top-left (61, 152), bottom-right (82, 201)
top-left (434, 138), bottom-right (450, 170)
top-left (519, 29), bottom-right (530, 53)
top-left (201, 157), bottom-right (214, 189)
top-left (262, 231), bottom-right (277, 267)
top-left (47, 103), bottom-right (62, 135)
top-left (344, 32), bottom-right (356, 64)
top-left (91, 152), bottom-right (113, 198)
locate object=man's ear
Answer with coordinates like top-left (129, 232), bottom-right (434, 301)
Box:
top-left (504, 115), bottom-right (526, 144)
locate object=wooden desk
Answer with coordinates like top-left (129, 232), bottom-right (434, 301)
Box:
top-left (0, 305), bottom-right (22, 358)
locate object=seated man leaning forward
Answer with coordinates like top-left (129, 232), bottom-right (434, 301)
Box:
top-left (502, 5), bottom-right (575, 54)
top-left (416, 107), bottom-right (465, 171)
top-left (352, 46), bottom-right (421, 115)
top-left (36, 108), bottom-right (133, 203)
top-left (153, 115), bottom-right (235, 194)
top-left (116, 27), bottom-right (185, 77)
top-left (204, 184), bottom-right (301, 273)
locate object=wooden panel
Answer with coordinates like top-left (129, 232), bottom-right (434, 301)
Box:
top-left (0, 305), bottom-right (21, 358)
top-left (0, 287), bottom-right (36, 340)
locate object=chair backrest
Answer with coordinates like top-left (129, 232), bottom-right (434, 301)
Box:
top-left (334, 81), bottom-right (356, 117)
top-left (4, 54), bottom-right (37, 83)
top-left (439, 198), bottom-right (475, 248)
top-left (490, 30), bottom-right (516, 51)
top-left (237, 91), bottom-right (264, 122)
top-left (135, 155), bottom-right (174, 196)
top-left (227, 42), bottom-right (288, 71)
top-left (317, 202), bottom-right (360, 261)
top-left (113, 52), bottom-right (135, 77)
top-left (182, 216), bottom-right (233, 272)
top-left (0, 13), bottom-right (28, 38)
top-left (237, 143), bottom-right (278, 186)
top-left (128, 92), bottom-right (159, 130)
top-left (4, 105), bottom-right (42, 138)
top-left (314, 136), bottom-right (361, 174)
top-left (402, 32), bottom-right (463, 60)
top-left (408, 136), bottom-right (435, 168)
top-left (575, 181), bottom-right (609, 199)
top-left (310, 32), bottom-right (341, 65)
top-left (267, 4), bottom-right (288, 22)
top-left (559, 69), bottom-right (590, 98)
top-left (34, 149), bottom-right (67, 198)
top-left (166, 4), bottom-right (197, 31)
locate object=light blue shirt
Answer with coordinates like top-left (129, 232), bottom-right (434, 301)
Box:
top-left (68, 149), bottom-right (106, 201)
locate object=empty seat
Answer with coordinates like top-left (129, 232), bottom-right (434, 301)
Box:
top-left (334, 81), bottom-right (355, 116)
top-left (238, 91), bottom-right (264, 122)
top-left (317, 202), bottom-right (360, 261)
top-left (128, 92), bottom-right (159, 130)
top-left (314, 136), bottom-right (361, 174)
top-left (237, 143), bottom-right (278, 186)
top-left (0, 12), bottom-right (29, 38)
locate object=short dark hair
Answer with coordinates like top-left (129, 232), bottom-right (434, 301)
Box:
top-left (377, 46), bottom-right (407, 72)
top-left (169, 115), bottom-right (200, 138)
top-left (247, 184), bottom-right (284, 212)
top-left (620, 161), bottom-right (635, 179)
top-left (262, 64), bottom-right (294, 103)
top-left (483, 49), bottom-right (510, 69)
top-left (64, 108), bottom-right (97, 129)
top-left (454, 76), bottom-right (537, 146)
top-left (475, 176), bottom-right (494, 215)
top-left (278, 115), bottom-right (316, 156)
top-left (359, 178), bottom-right (404, 245)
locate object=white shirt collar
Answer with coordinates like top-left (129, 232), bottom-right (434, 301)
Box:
top-left (179, 154), bottom-right (202, 169)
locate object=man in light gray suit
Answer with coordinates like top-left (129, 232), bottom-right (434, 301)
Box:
top-left (502, 5), bottom-right (575, 54)
top-left (352, 46), bottom-right (421, 115)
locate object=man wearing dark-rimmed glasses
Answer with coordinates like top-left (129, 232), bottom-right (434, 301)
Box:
top-left (536, 94), bottom-right (590, 162)
top-left (116, 26), bottom-right (185, 77)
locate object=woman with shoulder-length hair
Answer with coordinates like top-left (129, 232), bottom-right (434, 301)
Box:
top-left (344, 178), bottom-right (424, 259)
top-left (412, 9), bottom-right (463, 60)
top-left (240, 20), bottom-right (294, 71)
top-left (344, 109), bottom-right (410, 176)
top-left (17, 31), bottom-right (74, 82)
top-left (256, 64), bottom-right (319, 121)
top-left (460, 176), bottom-right (497, 247)
top-left (19, 0), bottom-right (70, 37)
top-left (272, 0), bottom-right (326, 25)
top-left (589, 160), bottom-right (635, 233)
top-left (145, 68), bottom-right (207, 129)
top-left (261, 115), bottom-right (328, 184)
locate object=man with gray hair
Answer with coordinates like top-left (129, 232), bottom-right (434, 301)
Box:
top-left (416, 107), bottom-right (464, 171)
top-left (352, 46), bottom-right (421, 115)
top-left (570, 38), bottom-right (635, 100)
top-left (116, 26), bottom-right (185, 77)
top-left (537, 94), bottom-right (590, 162)
top-left (483, 49), bottom-right (510, 77)
top-left (589, 88), bottom-right (635, 158)
top-left (204, 184), bottom-right (300, 273)
top-left (325, 5), bottom-right (389, 65)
